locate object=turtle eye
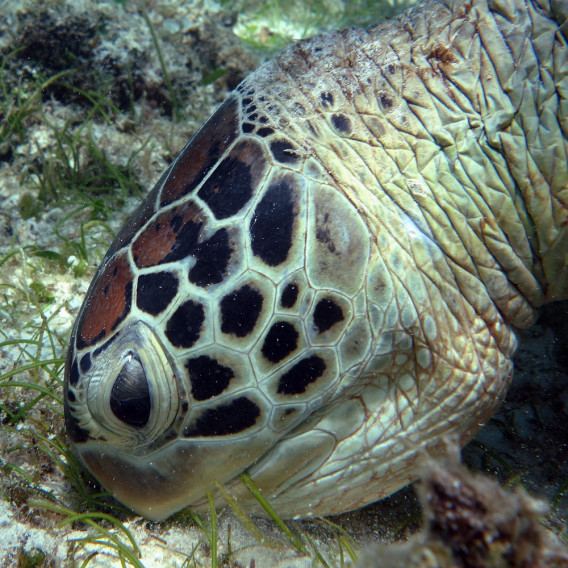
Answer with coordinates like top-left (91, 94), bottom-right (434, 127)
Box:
top-left (110, 354), bottom-right (151, 428)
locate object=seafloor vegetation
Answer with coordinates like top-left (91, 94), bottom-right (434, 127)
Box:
top-left (0, 0), bottom-right (566, 566)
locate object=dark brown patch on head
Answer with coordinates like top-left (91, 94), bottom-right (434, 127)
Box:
top-left (68, 356), bottom-right (79, 386)
top-left (185, 355), bottom-right (234, 401)
top-left (184, 396), bottom-right (260, 437)
top-left (189, 228), bottom-right (232, 287)
top-left (280, 282), bottom-right (299, 309)
top-left (77, 254), bottom-right (133, 349)
top-left (159, 96), bottom-right (240, 207)
top-left (313, 298), bottom-right (344, 333)
top-left (80, 353), bottom-right (91, 373)
top-left (137, 271), bottom-right (179, 315)
top-left (277, 355), bottom-right (326, 395)
top-left (220, 284), bottom-right (263, 337)
top-left (261, 321), bottom-right (299, 363)
top-left (165, 300), bottom-right (205, 348)
top-left (320, 92), bottom-right (334, 107)
top-left (198, 138), bottom-right (267, 220)
top-left (331, 113), bottom-right (351, 134)
top-left (132, 202), bottom-right (206, 269)
top-left (250, 178), bottom-right (296, 267)
top-left (269, 139), bottom-right (299, 165)
top-left (257, 126), bottom-right (274, 137)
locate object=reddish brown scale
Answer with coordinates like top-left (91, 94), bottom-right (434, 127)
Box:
top-left (132, 202), bottom-right (207, 269)
top-left (104, 184), bottom-right (161, 259)
top-left (77, 254), bottom-right (134, 348)
top-left (159, 97), bottom-right (240, 207)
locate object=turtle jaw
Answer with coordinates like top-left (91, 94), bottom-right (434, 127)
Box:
top-left (79, 444), bottom-right (193, 520)
top-left (77, 429), bottom-right (281, 520)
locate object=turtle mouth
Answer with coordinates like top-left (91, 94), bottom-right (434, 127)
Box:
top-left (78, 443), bottom-right (206, 521)
top-left (77, 419), bottom-right (288, 521)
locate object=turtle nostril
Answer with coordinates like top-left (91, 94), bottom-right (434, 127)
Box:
top-left (110, 354), bottom-right (151, 428)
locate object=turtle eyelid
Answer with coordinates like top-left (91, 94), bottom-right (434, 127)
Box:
top-left (109, 354), bottom-right (152, 429)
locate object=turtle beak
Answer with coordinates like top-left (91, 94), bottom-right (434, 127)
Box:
top-left (78, 429), bottom-right (277, 520)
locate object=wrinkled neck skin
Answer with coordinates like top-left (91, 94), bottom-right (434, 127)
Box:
top-left (244, 0), bottom-right (568, 327)
top-left (206, 0), bottom-right (568, 514)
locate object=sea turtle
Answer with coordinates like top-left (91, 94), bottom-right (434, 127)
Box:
top-left (64, 0), bottom-right (568, 521)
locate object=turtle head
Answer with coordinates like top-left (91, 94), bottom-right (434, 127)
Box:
top-left (63, 88), bottom-right (374, 519)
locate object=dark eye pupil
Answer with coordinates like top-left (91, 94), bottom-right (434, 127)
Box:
top-left (110, 355), bottom-right (151, 428)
